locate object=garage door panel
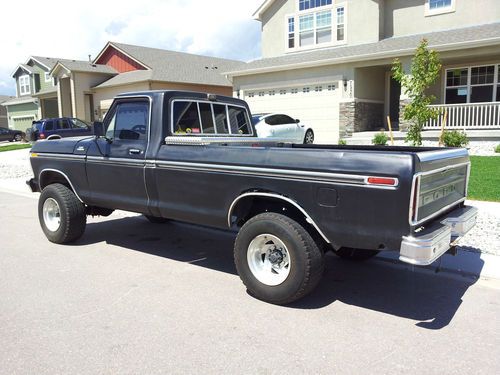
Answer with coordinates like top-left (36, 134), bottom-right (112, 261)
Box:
top-left (245, 88), bottom-right (340, 143)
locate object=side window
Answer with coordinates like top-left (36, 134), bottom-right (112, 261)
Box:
top-left (173, 101), bottom-right (201, 134)
top-left (213, 104), bottom-right (229, 134)
top-left (69, 118), bottom-right (89, 129)
top-left (281, 115), bottom-right (296, 124)
top-left (55, 119), bottom-right (70, 130)
top-left (105, 101), bottom-right (149, 141)
top-left (228, 106), bottom-right (251, 135)
top-left (44, 121), bottom-right (54, 131)
top-left (265, 115), bottom-right (279, 126)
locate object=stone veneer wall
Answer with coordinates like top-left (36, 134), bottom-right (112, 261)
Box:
top-left (339, 100), bottom-right (384, 137)
top-left (398, 99), bottom-right (412, 131)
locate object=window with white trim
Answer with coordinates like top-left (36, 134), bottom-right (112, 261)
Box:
top-left (288, 3), bottom-right (346, 50)
top-left (425, 0), bottom-right (455, 16)
top-left (19, 75), bottom-right (30, 95)
top-left (299, 0), bottom-right (332, 11)
top-left (44, 72), bottom-right (51, 83)
top-left (445, 65), bottom-right (499, 104)
top-left (288, 17), bottom-right (295, 48)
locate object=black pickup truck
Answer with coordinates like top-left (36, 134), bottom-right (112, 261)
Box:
top-left (28, 91), bottom-right (477, 304)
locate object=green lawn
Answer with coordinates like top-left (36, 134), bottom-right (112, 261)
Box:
top-left (468, 156), bottom-right (500, 202)
top-left (0, 144), bottom-right (32, 152)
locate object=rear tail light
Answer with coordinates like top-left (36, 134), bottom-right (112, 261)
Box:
top-left (39, 133), bottom-right (45, 139)
top-left (366, 176), bottom-right (398, 187)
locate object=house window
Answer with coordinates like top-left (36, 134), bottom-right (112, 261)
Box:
top-left (429, 0), bottom-right (452, 9)
top-left (19, 75), bottom-right (30, 95)
top-left (44, 72), bottom-right (51, 83)
top-left (288, 17), bottom-right (295, 48)
top-left (299, 0), bottom-right (332, 11)
top-left (288, 4), bottom-right (346, 50)
top-left (336, 7), bottom-right (345, 41)
top-left (425, 0), bottom-right (455, 16)
top-left (316, 11), bottom-right (331, 44)
top-left (291, 88), bottom-right (298, 94)
top-left (445, 65), bottom-right (499, 104)
top-left (299, 14), bottom-right (314, 47)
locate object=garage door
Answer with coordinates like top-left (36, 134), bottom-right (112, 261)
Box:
top-left (244, 84), bottom-right (340, 144)
top-left (12, 115), bottom-right (36, 131)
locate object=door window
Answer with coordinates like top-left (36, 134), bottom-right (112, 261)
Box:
top-left (69, 118), bottom-right (90, 129)
top-left (105, 101), bottom-right (149, 140)
top-left (55, 119), bottom-right (70, 130)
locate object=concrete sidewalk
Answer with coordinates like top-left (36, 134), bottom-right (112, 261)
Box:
top-left (1, 176), bottom-right (498, 282)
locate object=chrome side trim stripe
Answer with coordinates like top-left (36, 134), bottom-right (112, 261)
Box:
top-left (35, 153), bottom-right (86, 160)
top-left (155, 160), bottom-right (399, 189)
top-left (227, 192), bottom-right (331, 244)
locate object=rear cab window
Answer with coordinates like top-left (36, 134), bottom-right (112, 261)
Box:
top-left (171, 99), bottom-right (252, 137)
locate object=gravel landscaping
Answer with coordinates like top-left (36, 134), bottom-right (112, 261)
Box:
top-left (0, 144), bottom-right (498, 255)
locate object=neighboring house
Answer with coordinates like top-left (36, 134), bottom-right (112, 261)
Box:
top-left (1, 56), bottom-right (60, 131)
top-left (0, 95), bottom-right (13, 128)
top-left (226, 0), bottom-right (500, 143)
top-left (4, 42), bottom-right (244, 129)
top-left (49, 42), bottom-right (244, 121)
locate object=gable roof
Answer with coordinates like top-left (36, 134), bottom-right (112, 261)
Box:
top-left (253, 0), bottom-right (277, 21)
top-left (226, 22), bottom-right (500, 76)
top-left (11, 64), bottom-right (34, 77)
top-left (50, 59), bottom-right (117, 75)
top-left (0, 95), bottom-right (14, 104)
top-left (94, 42), bottom-right (245, 87)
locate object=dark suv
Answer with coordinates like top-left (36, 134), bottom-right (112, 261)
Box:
top-left (26, 118), bottom-right (93, 141)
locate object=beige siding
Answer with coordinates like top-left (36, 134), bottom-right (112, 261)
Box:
top-left (261, 0), bottom-right (295, 58)
top-left (72, 72), bottom-right (114, 120)
top-left (260, 0), bottom-right (383, 58)
top-left (384, 0), bottom-right (500, 38)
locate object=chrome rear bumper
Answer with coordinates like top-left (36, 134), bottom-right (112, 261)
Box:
top-left (399, 206), bottom-right (478, 266)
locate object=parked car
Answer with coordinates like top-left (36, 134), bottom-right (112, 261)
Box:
top-left (26, 118), bottom-right (93, 141)
top-left (252, 113), bottom-right (314, 144)
top-left (0, 127), bottom-right (24, 142)
top-left (28, 91), bottom-right (477, 305)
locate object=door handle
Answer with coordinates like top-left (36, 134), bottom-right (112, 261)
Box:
top-left (129, 148), bottom-right (142, 155)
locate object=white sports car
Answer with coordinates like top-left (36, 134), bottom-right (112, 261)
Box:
top-left (251, 113), bottom-right (314, 144)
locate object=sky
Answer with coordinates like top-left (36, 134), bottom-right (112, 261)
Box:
top-left (0, 0), bottom-right (264, 96)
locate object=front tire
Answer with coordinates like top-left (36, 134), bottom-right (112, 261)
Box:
top-left (38, 183), bottom-right (86, 243)
top-left (234, 213), bottom-right (324, 305)
top-left (304, 129), bottom-right (314, 144)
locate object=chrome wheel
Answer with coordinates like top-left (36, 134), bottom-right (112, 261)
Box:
top-left (247, 234), bottom-right (291, 286)
top-left (304, 130), bottom-right (314, 144)
top-left (42, 198), bottom-right (61, 232)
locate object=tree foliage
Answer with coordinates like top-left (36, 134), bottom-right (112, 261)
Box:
top-left (392, 39), bottom-right (442, 146)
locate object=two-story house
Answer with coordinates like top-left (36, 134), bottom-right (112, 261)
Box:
top-left (226, 0), bottom-right (500, 143)
top-left (1, 56), bottom-right (60, 131)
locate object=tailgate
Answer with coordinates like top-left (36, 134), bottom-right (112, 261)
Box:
top-left (410, 148), bottom-right (470, 226)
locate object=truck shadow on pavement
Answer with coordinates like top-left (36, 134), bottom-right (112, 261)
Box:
top-left (76, 215), bottom-right (484, 330)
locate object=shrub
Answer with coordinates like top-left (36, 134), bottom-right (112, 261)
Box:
top-left (495, 144), bottom-right (500, 153)
top-left (372, 132), bottom-right (388, 146)
top-left (338, 139), bottom-right (347, 145)
top-left (442, 130), bottom-right (469, 148)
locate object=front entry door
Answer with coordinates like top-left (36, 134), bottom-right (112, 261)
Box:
top-left (388, 77), bottom-right (401, 130)
top-left (86, 98), bottom-right (150, 212)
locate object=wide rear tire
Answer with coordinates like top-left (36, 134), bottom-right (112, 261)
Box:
top-left (38, 183), bottom-right (86, 244)
top-left (234, 212), bottom-right (324, 305)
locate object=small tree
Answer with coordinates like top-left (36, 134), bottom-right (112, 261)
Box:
top-left (392, 39), bottom-right (442, 146)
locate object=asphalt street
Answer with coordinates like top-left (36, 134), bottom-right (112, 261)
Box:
top-left (1, 191), bottom-right (499, 374)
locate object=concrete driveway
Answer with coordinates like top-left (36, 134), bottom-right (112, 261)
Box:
top-left (1, 191), bottom-right (499, 374)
